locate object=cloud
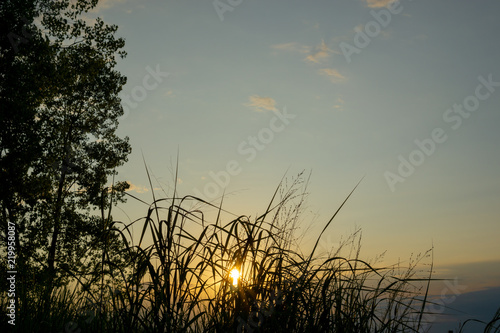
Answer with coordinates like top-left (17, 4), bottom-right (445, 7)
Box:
top-left (126, 183), bottom-right (149, 194)
top-left (245, 95), bottom-right (277, 112)
top-left (319, 68), bottom-right (346, 83)
top-left (305, 40), bottom-right (333, 64)
top-left (363, 0), bottom-right (395, 8)
top-left (432, 260), bottom-right (500, 293)
top-left (272, 40), bottom-right (338, 65)
top-left (333, 97), bottom-right (345, 110)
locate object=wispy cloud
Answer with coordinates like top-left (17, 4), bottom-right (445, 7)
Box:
top-left (305, 40), bottom-right (333, 64)
top-left (272, 41), bottom-right (343, 84)
top-left (245, 95), bottom-right (277, 112)
top-left (319, 68), bottom-right (346, 83)
top-left (432, 260), bottom-right (500, 293)
top-left (333, 97), bottom-right (345, 110)
top-left (164, 90), bottom-right (175, 98)
top-left (272, 41), bottom-right (337, 64)
top-left (362, 0), bottom-right (395, 8)
top-left (126, 183), bottom-right (149, 193)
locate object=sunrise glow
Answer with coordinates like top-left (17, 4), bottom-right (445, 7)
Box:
top-left (230, 268), bottom-right (240, 287)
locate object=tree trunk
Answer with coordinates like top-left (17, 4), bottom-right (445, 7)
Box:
top-left (46, 165), bottom-right (67, 282)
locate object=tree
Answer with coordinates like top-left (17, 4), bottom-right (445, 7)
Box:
top-left (0, 0), bottom-right (131, 291)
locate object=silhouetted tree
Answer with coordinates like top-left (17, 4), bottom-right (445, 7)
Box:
top-left (0, 0), bottom-right (131, 291)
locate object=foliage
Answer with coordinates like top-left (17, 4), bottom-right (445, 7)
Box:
top-left (0, 0), bottom-right (131, 290)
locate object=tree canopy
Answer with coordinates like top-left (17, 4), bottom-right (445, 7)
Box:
top-left (1, 0), bottom-right (131, 288)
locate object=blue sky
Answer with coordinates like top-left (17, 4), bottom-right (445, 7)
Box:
top-left (89, 0), bottom-right (500, 329)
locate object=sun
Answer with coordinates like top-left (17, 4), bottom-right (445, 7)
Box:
top-left (230, 268), bottom-right (240, 287)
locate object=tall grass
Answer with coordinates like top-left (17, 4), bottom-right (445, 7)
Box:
top-left (2, 171), bottom-right (499, 332)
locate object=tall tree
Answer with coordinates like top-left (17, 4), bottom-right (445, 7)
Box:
top-left (0, 0), bottom-right (131, 288)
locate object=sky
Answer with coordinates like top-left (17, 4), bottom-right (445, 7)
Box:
top-left (88, 0), bottom-right (499, 330)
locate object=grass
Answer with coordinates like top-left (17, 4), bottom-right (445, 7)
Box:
top-left (1, 171), bottom-right (499, 332)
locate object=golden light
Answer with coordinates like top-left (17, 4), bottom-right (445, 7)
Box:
top-left (230, 268), bottom-right (240, 287)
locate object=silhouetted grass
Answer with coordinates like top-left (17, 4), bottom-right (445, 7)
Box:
top-left (1, 171), bottom-right (499, 332)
